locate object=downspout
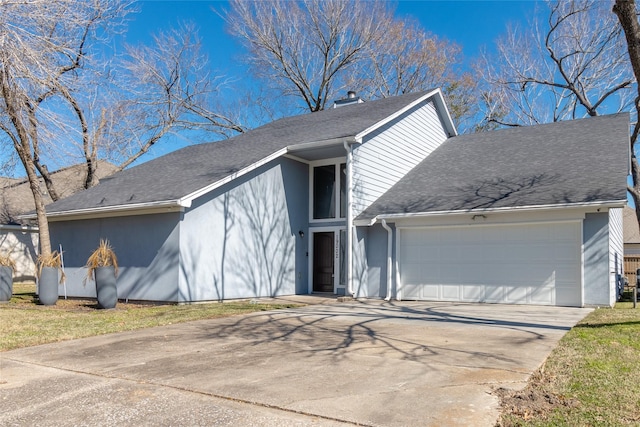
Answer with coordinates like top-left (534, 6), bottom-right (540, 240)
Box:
top-left (344, 140), bottom-right (355, 297)
top-left (380, 219), bottom-right (393, 301)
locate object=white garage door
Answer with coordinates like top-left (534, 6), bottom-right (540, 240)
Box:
top-left (398, 222), bottom-right (582, 306)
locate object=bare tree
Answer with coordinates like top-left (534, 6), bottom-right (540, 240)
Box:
top-left (224, 0), bottom-right (475, 129)
top-left (613, 0), bottom-right (640, 222)
top-left (0, 2), bottom-right (244, 257)
top-left (353, 19), bottom-right (460, 95)
top-left (349, 18), bottom-right (478, 131)
top-left (479, 0), bottom-right (640, 223)
top-left (478, 0), bottom-right (634, 127)
top-left (0, 0), bottom-right (128, 256)
top-left (69, 23), bottom-right (245, 184)
top-left (224, 0), bottom-right (393, 113)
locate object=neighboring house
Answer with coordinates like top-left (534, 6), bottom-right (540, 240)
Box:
top-left (623, 206), bottom-right (640, 255)
top-left (1, 162), bottom-right (117, 280)
top-left (26, 90), bottom-right (629, 307)
top-left (622, 206), bottom-right (640, 287)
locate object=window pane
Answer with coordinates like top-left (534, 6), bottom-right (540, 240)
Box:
top-left (313, 165), bottom-right (335, 219)
top-left (340, 163), bottom-right (346, 218)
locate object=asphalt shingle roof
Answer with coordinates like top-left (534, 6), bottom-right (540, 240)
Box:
top-left (2, 161), bottom-right (117, 224)
top-left (45, 91), bottom-right (433, 214)
top-left (624, 206), bottom-right (640, 244)
top-left (357, 113), bottom-right (629, 220)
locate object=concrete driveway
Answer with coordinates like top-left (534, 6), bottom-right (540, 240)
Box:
top-left (0, 299), bottom-right (591, 426)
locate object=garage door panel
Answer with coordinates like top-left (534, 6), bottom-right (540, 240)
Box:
top-left (462, 285), bottom-right (484, 301)
top-left (439, 246), bottom-right (459, 259)
top-left (402, 284), bottom-right (421, 299)
top-left (441, 285), bottom-right (460, 300)
top-left (555, 287), bottom-right (578, 306)
top-left (421, 284), bottom-right (439, 299)
top-left (400, 246), bottom-right (424, 263)
top-left (401, 265), bottom-right (424, 285)
top-left (402, 231), bottom-right (426, 246)
top-left (458, 245), bottom-right (478, 259)
top-left (504, 285), bottom-right (528, 303)
top-left (530, 286), bottom-right (554, 304)
top-left (398, 222), bottom-right (581, 306)
top-left (459, 266), bottom-right (485, 283)
top-left (420, 246), bottom-right (440, 260)
top-left (554, 250), bottom-right (580, 263)
top-left (519, 267), bottom-right (555, 284)
top-left (484, 286), bottom-right (505, 303)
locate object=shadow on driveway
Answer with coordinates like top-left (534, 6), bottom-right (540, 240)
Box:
top-left (1, 300), bottom-right (591, 427)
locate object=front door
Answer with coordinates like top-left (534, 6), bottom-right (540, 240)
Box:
top-left (313, 232), bottom-right (334, 292)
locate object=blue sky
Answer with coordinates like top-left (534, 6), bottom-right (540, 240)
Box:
top-left (124, 0), bottom-right (539, 77)
top-left (110, 0), bottom-right (540, 161)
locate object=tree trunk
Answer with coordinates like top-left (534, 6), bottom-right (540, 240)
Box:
top-left (0, 74), bottom-right (53, 258)
top-left (614, 1), bottom-right (640, 90)
top-left (26, 159), bottom-right (52, 257)
top-left (614, 0), bottom-right (640, 225)
top-left (84, 157), bottom-right (99, 189)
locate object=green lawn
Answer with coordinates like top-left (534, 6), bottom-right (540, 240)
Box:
top-left (498, 301), bottom-right (640, 426)
top-left (0, 283), bottom-right (300, 351)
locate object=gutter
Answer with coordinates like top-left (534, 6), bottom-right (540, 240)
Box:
top-left (288, 136), bottom-right (357, 152)
top-left (20, 200), bottom-right (185, 222)
top-left (355, 199), bottom-right (628, 226)
top-left (380, 219), bottom-right (393, 301)
top-left (0, 224), bottom-right (38, 232)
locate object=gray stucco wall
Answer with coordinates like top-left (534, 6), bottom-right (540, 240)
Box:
top-left (352, 223), bottom-right (396, 299)
top-left (49, 213), bottom-right (181, 302)
top-left (179, 157), bottom-right (309, 301)
top-left (583, 212), bottom-right (611, 306)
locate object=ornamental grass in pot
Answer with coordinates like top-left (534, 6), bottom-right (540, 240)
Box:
top-left (86, 239), bottom-right (119, 309)
top-left (0, 253), bottom-right (15, 302)
top-left (36, 251), bottom-right (63, 306)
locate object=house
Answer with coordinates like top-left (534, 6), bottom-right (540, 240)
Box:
top-left (623, 206), bottom-right (640, 255)
top-left (622, 206), bottom-right (640, 286)
top-left (27, 89), bottom-right (629, 307)
top-left (1, 161), bottom-right (117, 280)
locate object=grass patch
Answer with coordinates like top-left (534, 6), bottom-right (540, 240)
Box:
top-left (497, 301), bottom-right (640, 426)
top-left (0, 283), bottom-right (300, 352)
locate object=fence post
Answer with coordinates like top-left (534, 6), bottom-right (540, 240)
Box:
top-left (635, 287), bottom-right (637, 309)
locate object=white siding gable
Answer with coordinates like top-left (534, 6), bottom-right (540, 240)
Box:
top-left (351, 98), bottom-right (447, 217)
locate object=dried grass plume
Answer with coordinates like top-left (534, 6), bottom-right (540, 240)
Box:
top-left (36, 251), bottom-right (64, 283)
top-left (86, 239), bottom-right (118, 280)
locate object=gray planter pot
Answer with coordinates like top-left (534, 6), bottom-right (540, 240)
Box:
top-left (0, 266), bottom-right (13, 302)
top-left (38, 267), bottom-right (59, 306)
top-left (95, 266), bottom-right (117, 309)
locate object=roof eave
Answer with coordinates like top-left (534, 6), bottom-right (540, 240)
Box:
top-left (181, 138), bottom-right (359, 207)
top-left (20, 200), bottom-right (186, 222)
top-left (355, 199), bottom-right (627, 226)
top-left (287, 136), bottom-right (357, 151)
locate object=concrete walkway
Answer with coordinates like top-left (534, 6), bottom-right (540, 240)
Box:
top-left (0, 299), bottom-right (591, 426)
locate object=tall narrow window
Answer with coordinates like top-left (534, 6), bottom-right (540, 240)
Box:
top-left (340, 163), bottom-right (347, 218)
top-left (313, 165), bottom-right (335, 219)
